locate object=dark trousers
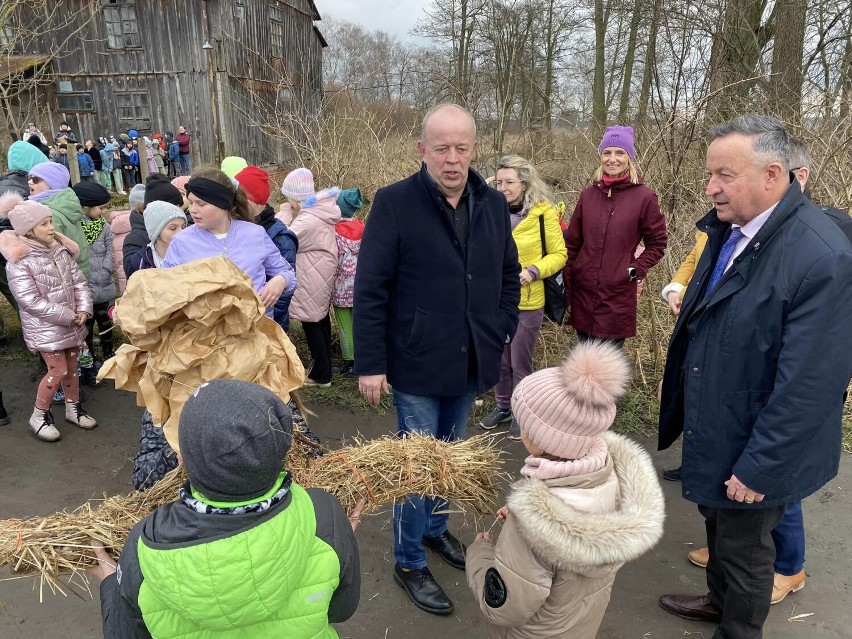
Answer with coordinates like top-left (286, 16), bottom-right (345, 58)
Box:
top-left (84, 301), bottom-right (114, 359)
top-left (699, 504), bottom-right (787, 639)
top-left (301, 313), bottom-right (332, 383)
top-left (576, 329), bottom-right (624, 350)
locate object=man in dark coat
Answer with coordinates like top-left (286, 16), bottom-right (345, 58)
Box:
top-left (658, 115), bottom-right (852, 638)
top-left (354, 103), bottom-right (520, 616)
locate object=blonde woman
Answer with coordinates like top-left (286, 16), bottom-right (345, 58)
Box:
top-left (480, 155), bottom-right (567, 439)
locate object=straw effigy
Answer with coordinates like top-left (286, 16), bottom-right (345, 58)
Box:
top-left (0, 433), bottom-right (507, 599)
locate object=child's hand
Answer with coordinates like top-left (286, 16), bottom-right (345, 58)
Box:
top-left (475, 531), bottom-right (492, 542)
top-left (86, 540), bottom-right (117, 583)
top-left (496, 506), bottom-right (509, 523)
top-left (349, 498), bottom-right (367, 532)
top-left (73, 313), bottom-right (87, 326)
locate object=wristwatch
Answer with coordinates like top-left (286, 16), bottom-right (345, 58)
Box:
top-left (628, 267), bottom-right (638, 282)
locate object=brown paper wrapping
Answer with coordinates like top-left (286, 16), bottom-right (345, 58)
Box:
top-left (98, 256), bottom-right (305, 451)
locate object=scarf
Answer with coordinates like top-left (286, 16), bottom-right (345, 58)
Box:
top-left (147, 241), bottom-right (165, 268)
top-left (520, 437), bottom-right (610, 479)
top-left (600, 173), bottom-right (631, 188)
top-left (179, 478), bottom-right (290, 515)
top-left (82, 216), bottom-right (106, 245)
top-left (29, 189), bottom-right (64, 203)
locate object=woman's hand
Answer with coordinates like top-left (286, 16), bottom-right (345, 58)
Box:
top-left (86, 540), bottom-right (117, 583)
top-left (259, 275), bottom-right (287, 308)
top-left (519, 269), bottom-right (534, 286)
top-left (666, 291), bottom-right (682, 316)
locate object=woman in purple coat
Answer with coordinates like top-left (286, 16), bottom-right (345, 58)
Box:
top-left (563, 126), bottom-right (667, 347)
top-left (163, 166), bottom-right (296, 315)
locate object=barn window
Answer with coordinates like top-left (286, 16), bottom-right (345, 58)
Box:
top-left (270, 6), bottom-right (284, 58)
top-left (56, 92), bottom-right (95, 112)
top-left (115, 91), bottom-right (151, 128)
top-left (104, 1), bottom-right (141, 49)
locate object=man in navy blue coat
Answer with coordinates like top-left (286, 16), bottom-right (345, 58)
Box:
top-left (354, 103), bottom-right (520, 616)
top-left (658, 115), bottom-right (852, 638)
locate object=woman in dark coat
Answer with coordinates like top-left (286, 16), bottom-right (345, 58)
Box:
top-left (563, 125), bottom-right (667, 345)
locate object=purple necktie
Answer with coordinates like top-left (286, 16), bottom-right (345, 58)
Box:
top-left (703, 228), bottom-right (745, 301)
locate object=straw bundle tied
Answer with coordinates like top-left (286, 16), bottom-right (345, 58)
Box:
top-left (0, 433), bottom-right (507, 599)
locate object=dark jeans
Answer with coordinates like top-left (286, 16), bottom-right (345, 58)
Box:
top-left (772, 500), bottom-right (805, 575)
top-left (180, 153), bottom-right (191, 175)
top-left (576, 329), bottom-right (624, 350)
top-left (123, 168), bottom-right (137, 189)
top-left (84, 301), bottom-right (114, 358)
top-left (700, 504), bottom-right (787, 639)
top-left (301, 313), bottom-right (332, 383)
top-left (392, 380), bottom-right (477, 569)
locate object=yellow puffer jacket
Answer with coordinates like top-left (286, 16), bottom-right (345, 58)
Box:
top-left (513, 202), bottom-right (568, 311)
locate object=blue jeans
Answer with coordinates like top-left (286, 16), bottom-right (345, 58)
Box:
top-left (772, 500), bottom-right (805, 575)
top-left (392, 381), bottom-right (476, 569)
top-left (180, 153), bottom-right (191, 175)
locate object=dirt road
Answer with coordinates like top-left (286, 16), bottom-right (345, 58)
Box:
top-left (0, 354), bottom-right (849, 638)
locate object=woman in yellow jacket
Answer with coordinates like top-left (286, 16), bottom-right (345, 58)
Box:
top-left (480, 155), bottom-right (567, 439)
top-left (660, 230), bottom-right (707, 315)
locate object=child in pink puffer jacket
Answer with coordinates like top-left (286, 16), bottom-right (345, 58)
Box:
top-left (0, 192), bottom-right (97, 442)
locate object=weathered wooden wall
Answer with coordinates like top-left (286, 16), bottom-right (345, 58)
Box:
top-left (20, 0), bottom-right (325, 166)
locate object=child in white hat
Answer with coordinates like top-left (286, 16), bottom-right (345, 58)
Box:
top-left (466, 341), bottom-right (665, 638)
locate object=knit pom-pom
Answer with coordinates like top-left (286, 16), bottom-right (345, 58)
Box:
top-left (0, 191), bottom-right (24, 217)
top-left (559, 341), bottom-right (631, 406)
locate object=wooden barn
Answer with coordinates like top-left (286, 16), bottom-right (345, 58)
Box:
top-left (17, 0), bottom-right (326, 166)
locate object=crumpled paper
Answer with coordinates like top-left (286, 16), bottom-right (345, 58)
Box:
top-left (98, 256), bottom-right (305, 451)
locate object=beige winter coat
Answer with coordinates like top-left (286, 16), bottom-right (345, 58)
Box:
top-left (466, 433), bottom-right (665, 639)
top-left (289, 189), bottom-right (342, 323)
top-left (0, 230), bottom-right (92, 353)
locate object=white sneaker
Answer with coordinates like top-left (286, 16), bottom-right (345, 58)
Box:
top-left (29, 408), bottom-right (61, 441)
top-left (65, 401), bottom-right (98, 429)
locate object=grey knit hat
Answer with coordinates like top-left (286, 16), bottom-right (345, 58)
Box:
top-left (143, 200), bottom-right (185, 244)
top-left (178, 379), bottom-right (293, 503)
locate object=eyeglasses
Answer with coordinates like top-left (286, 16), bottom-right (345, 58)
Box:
top-left (28, 175), bottom-right (43, 184)
top-left (493, 180), bottom-right (522, 187)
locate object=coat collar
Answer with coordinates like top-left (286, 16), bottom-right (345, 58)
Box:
top-left (0, 229), bottom-right (79, 263)
top-left (506, 433), bottom-right (665, 572)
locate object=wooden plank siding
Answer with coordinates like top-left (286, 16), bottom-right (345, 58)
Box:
top-left (19, 0), bottom-right (324, 166)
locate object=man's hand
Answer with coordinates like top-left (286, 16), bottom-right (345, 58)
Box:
top-left (724, 474), bottom-right (765, 504)
top-left (475, 531), bottom-right (493, 542)
top-left (667, 291), bottom-right (682, 316)
top-left (259, 275), bottom-right (287, 308)
top-left (359, 374), bottom-right (389, 407)
top-left (86, 540), bottom-right (117, 583)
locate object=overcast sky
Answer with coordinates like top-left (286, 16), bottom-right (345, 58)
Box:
top-left (313, 0), bottom-right (431, 41)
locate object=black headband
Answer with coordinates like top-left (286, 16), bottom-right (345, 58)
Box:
top-left (185, 177), bottom-right (236, 211)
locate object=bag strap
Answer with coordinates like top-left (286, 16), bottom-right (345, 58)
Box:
top-left (538, 214), bottom-right (549, 259)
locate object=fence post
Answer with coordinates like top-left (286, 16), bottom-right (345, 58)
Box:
top-left (138, 143), bottom-right (150, 183)
top-left (66, 143), bottom-right (80, 185)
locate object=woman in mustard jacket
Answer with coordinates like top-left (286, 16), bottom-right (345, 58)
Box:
top-left (660, 230), bottom-right (707, 315)
top-left (480, 156), bottom-right (567, 438)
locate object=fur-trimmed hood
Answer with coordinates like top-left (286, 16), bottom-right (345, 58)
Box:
top-left (0, 229), bottom-right (80, 263)
top-left (507, 432), bottom-right (665, 574)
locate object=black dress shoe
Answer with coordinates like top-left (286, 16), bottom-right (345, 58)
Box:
top-left (393, 564), bottom-right (454, 615)
top-left (659, 594), bottom-right (721, 623)
top-left (662, 466), bottom-right (682, 481)
top-left (422, 530), bottom-right (466, 570)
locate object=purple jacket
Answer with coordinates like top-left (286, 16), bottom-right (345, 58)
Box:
top-left (163, 220), bottom-right (296, 314)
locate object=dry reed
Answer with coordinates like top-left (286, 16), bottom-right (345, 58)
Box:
top-left (0, 433), bottom-right (506, 598)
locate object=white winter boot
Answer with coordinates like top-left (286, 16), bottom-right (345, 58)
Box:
top-left (65, 401), bottom-right (98, 429)
top-left (29, 407), bottom-right (61, 442)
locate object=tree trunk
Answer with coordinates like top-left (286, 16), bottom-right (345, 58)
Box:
top-left (618, 0), bottom-right (644, 122)
top-left (592, 0), bottom-right (607, 127)
top-left (637, 0), bottom-right (660, 124)
top-left (769, 0), bottom-right (807, 123)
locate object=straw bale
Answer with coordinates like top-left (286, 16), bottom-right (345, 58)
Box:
top-left (0, 433), bottom-right (506, 597)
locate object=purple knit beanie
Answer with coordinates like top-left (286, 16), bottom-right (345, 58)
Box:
top-left (598, 125), bottom-right (636, 159)
top-left (281, 168), bottom-right (315, 202)
top-left (511, 342), bottom-right (631, 460)
top-left (28, 161), bottom-right (71, 191)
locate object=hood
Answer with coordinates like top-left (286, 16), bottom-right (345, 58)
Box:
top-left (0, 229), bottom-right (79, 263)
top-left (104, 143), bottom-right (115, 152)
top-left (137, 483), bottom-right (319, 631)
top-left (300, 188), bottom-right (342, 224)
top-left (8, 140), bottom-right (46, 173)
top-left (109, 209), bottom-right (131, 234)
top-left (335, 218), bottom-right (365, 242)
top-left (507, 432), bottom-right (665, 574)
top-left (42, 188), bottom-right (84, 224)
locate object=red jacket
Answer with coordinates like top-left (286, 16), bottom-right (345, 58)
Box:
top-left (176, 132), bottom-right (191, 154)
top-left (563, 177), bottom-right (667, 339)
